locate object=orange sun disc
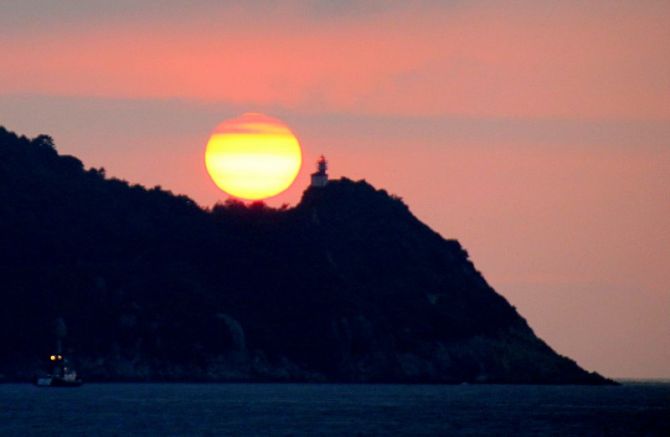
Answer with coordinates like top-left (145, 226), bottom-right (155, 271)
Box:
top-left (205, 113), bottom-right (302, 200)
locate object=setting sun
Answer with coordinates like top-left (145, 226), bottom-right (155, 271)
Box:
top-left (205, 113), bottom-right (302, 200)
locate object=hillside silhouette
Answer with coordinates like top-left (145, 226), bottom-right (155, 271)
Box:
top-left (0, 127), bottom-right (612, 384)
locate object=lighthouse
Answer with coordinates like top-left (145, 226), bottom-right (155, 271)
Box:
top-left (310, 155), bottom-right (328, 188)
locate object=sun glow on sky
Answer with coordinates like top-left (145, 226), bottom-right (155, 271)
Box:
top-left (205, 113), bottom-right (302, 200)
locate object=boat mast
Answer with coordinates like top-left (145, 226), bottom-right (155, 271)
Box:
top-left (55, 317), bottom-right (67, 355)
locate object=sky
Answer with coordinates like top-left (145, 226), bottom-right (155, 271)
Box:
top-left (1, 0), bottom-right (669, 379)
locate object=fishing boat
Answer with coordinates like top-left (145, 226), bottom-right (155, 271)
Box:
top-left (35, 318), bottom-right (83, 387)
top-left (35, 354), bottom-right (83, 387)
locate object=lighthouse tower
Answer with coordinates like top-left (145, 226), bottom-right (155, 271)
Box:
top-left (310, 155), bottom-right (328, 188)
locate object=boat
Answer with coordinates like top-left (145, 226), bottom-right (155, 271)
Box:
top-left (35, 354), bottom-right (83, 387)
top-left (35, 317), bottom-right (83, 387)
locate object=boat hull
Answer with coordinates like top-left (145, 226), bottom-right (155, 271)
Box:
top-left (35, 377), bottom-right (83, 387)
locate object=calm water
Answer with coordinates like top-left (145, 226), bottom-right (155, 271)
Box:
top-left (1, 383), bottom-right (669, 435)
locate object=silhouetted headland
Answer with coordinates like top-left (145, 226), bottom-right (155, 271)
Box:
top-left (0, 127), bottom-right (614, 384)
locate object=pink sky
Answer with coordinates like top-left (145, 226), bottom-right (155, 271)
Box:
top-left (1, 0), bottom-right (669, 378)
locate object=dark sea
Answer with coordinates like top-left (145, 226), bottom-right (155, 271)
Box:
top-left (1, 382), bottom-right (669, 436)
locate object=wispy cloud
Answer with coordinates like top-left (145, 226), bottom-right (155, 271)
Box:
top-left (2, 1), bottom-right (668, 119)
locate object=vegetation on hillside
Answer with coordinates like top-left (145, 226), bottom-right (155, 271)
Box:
top-left (0, 127), bottom-right (611, 384)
